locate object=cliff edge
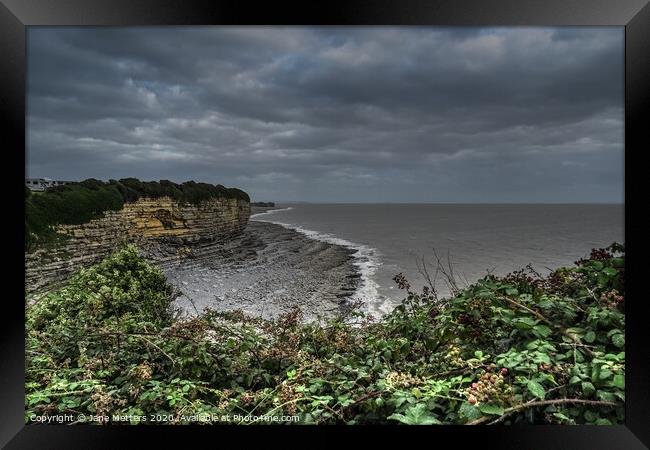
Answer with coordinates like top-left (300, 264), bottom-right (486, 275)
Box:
top-left (25, 179), bottom-right (251, 294)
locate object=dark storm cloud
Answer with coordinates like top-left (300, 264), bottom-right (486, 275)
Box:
top-left (27, 27), bottom-right (623, 202)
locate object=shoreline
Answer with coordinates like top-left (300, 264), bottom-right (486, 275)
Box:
top-left (166, 220), bottom-right (361, 321)
top-left (251, 211), bottom-right (383, 315)
top-left (250, 205), bottom-right (294, 218)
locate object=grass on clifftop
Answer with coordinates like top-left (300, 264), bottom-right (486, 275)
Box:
top-left (25, 243), bottom-right (625, 425)
top-left (25, 179), bottom-right (250, 251)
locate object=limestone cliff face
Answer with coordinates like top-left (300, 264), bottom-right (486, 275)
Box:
top-left (25, 196), bottom-right (250, 294)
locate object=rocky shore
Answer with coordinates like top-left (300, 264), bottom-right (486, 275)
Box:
top-left (163, 221), bottom-right (361, 321)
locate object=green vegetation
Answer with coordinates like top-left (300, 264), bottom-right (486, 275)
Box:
top-left (26, 243), bottom-right (624, 425)
top-left (25, 179), bottom-right (250, 251)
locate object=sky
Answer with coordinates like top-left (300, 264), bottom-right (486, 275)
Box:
top-left (27, 27), bottom-right (624, 203)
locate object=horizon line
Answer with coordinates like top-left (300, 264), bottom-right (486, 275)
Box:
top-left (256, 201), bottom-right (625, 205)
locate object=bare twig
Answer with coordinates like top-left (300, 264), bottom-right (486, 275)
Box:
top-left (416, 256), bottom-right (438, 301)
top-left (430, 247), bottom-right (461, 296)
top-left (525, 263), bottom-right (543, 279)
top-left (460, 271), bottom-right (470, 288)
top-left (446, 249), bottom-right (458, 293)
top-left (185, 292), bottom-right (200, 316)
top-left (497, 295), bottom-right (553, 326)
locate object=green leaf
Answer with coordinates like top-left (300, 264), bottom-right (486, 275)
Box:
top-left (458, 402), bottom-right (482, 421)
top-left (553, 412), bottom-right (572, 423)
top-left (597, 274), bottom-right (608, 287)
top-left (597, 390), bottom-right (616, 402)
top-left (532, 325), bottom-right (552, 338)
top-left (533, 352), bottom-right (552, 365)
top-left (602, 267), bottom-right (618, 277)
top-left (613, 374), bottom-right (625, 389)
top-left (611, 258), bottom-right (624, 268)
top-left (612, 334), bottom-right (625, 348)
top-left (388, 404), bottom-right (441, 425)
top-left (591, 366), bottom-right (601, 383)
top-left (477, 290), bottom-right (494, 298)
top-left (479, 403), bottom-right (505, 416)
top-left (513, 317), bottom-right (538, 330)
top-left (311, 395), bottom-right (333, 407)
top-left (599, 369), bottom-right (613, 381)
top-left (607, 329), bottom-right (622, 338)
top-left (584, 331), bottom-right (596, 343)
top-left (591, 261), bottom-right (604, 271)
top-left (581, 381), bottom-right (596, 396)
top-left (527, 380), bottom-right (546, 399)
top-left (337, 395), bottom-right (354, 407)
top-left (505, 287), bottom-right (518, 296)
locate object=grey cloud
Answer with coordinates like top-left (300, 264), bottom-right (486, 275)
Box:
top-left (27, 27), bottom-right (623, 202)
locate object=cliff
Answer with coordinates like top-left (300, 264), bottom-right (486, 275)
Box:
top-left (25, 195), bottom-right (250, 294)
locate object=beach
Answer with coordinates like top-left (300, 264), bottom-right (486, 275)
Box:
top-left (165, 220), bottom-right (360, 321)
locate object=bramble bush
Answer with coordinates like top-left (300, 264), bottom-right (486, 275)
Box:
top-left (25, 243), bottom-right (625, 425)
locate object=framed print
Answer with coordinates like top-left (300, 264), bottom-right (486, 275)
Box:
top-left (2, 0), bottom-right (648, 448)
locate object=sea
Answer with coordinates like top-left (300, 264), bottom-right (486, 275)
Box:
top-left (251, 204), bottom-right (624, 317)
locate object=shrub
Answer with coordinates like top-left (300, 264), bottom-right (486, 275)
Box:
top-left (25, 244), bottom-right (625, 425)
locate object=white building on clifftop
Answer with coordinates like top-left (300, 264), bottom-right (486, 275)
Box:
top-left (25, 178), bottom-right (72, 191)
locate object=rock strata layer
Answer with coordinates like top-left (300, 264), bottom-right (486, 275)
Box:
top-left (25, 196), bottom-right (250, 294)
top-left (164, 221), bottom-right (360, 321)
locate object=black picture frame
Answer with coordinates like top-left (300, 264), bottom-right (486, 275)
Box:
top-left (2, 0), bottom-right (647, 448)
